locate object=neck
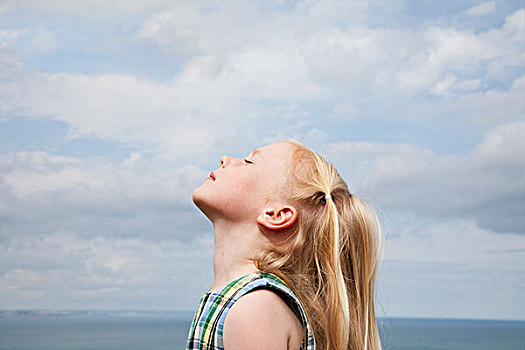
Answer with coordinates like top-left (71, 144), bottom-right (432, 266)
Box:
top-left (211, 219), bottom-right (262, 291)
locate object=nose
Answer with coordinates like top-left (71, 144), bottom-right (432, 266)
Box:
top-left (220, 155), bottom-right (232, 168)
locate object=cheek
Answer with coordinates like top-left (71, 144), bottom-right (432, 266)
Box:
top-left (224, 178), bottom-right (268, 213)
top-left (192, 177), bottom-right (263, 218)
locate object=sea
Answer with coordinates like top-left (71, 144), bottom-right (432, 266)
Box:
top-left (1, 311), bottom-right (524, 350)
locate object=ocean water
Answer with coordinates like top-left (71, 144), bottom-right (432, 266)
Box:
top-left (380, 318), bottom-right (525, 350)
top-left (1, 312), bottom-right (524, 350)
top-left (0, 311), bottom-right (193, 350)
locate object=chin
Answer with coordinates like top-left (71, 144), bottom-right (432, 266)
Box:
top-left (192, 187), bottom-right (212, 215)
top-left (192, 187), bottom-right (230, 223)
top-left (192, 186), bottom-right (204, 206)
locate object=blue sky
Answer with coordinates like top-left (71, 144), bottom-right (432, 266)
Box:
top-left (0, 0), bottom-right (524, 320)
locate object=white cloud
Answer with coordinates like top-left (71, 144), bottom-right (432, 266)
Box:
top-left (0, 28), bottom-right (27, 41)
top-left (384, 218), bottom-right (525, 271)
top-left (30, 29), bottom-right (57, 54)
top-left (121, 3), bottom-right (525, 101)
top-left (0, 151), bottom-right (210, 241)
top-left (0, 0), bottom-right (163, 18)
top-left (325, 119), bottom-right (525, 234)
top-left (452, 78), bottom-right (481, 92)
top-left (403, 75), bottom-right (524, 124)
top-left (0, 233), bottom-right (213, 309)
top-left (0, 5), bottom-right (523, 151)
top-left (511, 74), bottom-right (525, 90)
top-left (137, 9), bottom-right (200, 55)
top-left (3, 152), bottom-right (91, 197)
top-left (379, 217), bottom-right (525, 319)
top-left (466, 1), bottom-right (497, 17)
top-left (430, 74), bottom-right (458, 96)
top-left (1, 66), bottom-right (234, 157)
top-left (472, 119), bottom-right (525, 168)
top-left (0, 46), bottom-right (320, 158)
top-left (333, 100), bottom-right (358, 121)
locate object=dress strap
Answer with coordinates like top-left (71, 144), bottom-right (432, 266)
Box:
top-left (186, 271), bottom-right (316, 350)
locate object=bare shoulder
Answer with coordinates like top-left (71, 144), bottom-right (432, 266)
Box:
top-left (223, 289), bottom-right (304, 350)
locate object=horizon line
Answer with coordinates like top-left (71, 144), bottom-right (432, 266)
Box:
top-left (1, 309), bottom-right (523, 322)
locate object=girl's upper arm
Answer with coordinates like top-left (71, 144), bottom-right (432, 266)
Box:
top-left (223, 289), bottom-right (303, 350)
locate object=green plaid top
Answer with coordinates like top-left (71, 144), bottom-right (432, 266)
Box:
top-left (186, 271), bottom-right (316, 350)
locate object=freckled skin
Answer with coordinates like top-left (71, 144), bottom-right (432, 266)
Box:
top-left (192, 142), bottom-right (303, 349)
top-left (192, 142), bottom-right (292, 223)
top-left (223, 290), bottom-right (303, 350)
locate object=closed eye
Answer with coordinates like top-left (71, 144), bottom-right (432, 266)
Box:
top-left (244, 159), bottom-right (254, 164)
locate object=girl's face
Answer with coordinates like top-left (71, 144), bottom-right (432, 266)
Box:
top-left (193, 142), bottom-right (294, 223)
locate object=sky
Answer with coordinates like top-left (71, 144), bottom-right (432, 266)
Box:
top-left (0, 0), bottom-right (524, 321)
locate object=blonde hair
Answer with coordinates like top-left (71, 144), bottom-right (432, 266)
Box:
top-left (254, 141), bottom-right (383, 350)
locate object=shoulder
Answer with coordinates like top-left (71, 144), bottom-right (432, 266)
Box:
top-left (223, 288), bottom-right (304, 350)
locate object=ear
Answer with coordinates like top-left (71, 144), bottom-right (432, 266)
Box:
top-left (256, 205), bottom-right (298, 230)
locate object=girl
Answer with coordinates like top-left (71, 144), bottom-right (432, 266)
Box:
top-left (187, 141), bottom-right (382, 350)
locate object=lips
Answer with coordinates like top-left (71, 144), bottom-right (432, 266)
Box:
top-left (209, 172), bottom-right (216, 181)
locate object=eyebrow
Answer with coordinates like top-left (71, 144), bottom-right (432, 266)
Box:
top-left (250, 148), bottom-right (263, 158)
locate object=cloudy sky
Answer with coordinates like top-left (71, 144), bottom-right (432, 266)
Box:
top-left (1, 0), bottom-right (524, 320)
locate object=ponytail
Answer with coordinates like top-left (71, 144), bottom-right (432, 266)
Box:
top-left (254, 141), bottom-right (383, 350)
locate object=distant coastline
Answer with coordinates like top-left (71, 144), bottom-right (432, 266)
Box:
top-left (1, 310), bottom-right (523, 323)
top-left (0, 310), bottom-right (195, 320)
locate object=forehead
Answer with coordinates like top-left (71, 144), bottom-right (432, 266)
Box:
top-left (255, 143), bottom-right (294, 195)
top-left (254, 142), bottom-right (295, 160)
